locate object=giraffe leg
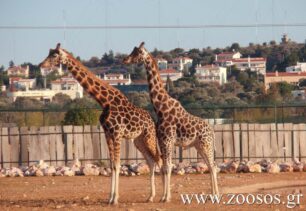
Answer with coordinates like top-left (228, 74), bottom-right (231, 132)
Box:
top-left (159, 138), bottom-right (173, 203)
top-left (112, 140), bottom-right (121, 205)
top-left (106, 137), bottom-right (116, 204)
top-left (196, 141), bottom-right (219, 196)
top-left (134, 137), bottom-right (156, 202)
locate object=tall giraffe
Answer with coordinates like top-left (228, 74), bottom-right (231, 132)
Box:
top-left (39, 43), bottom-right (161, 205)
top-left (123, 42), bottom-right (219, 202)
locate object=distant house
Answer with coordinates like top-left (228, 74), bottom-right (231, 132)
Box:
top-left (169, 57), bottom-right (193, 72)
top-left (215, 51), bottom-right (266, 74)
top-left (195, 64), bottom-right (227, 85)
top-left (264, 71), bottom-right (306, 90)
top-left (51, 76), bottom-right (83, 91)
top-left (159, 69), bottom-right (183, 82)
top-left (286, 62), bottom-right (306, 73)
top-left (9, 77), bottom-right (36, 91)
top-left (6, 76), bottom-right (83, 102)
top-left (215, 52), bottom-right (242, 63)
top-left (40, 64), bottom-right (64, 77)
top-left (6, 65), bottom-right (29, 77)
top-left (156, 58), bottom-right (168, 70)
top-left (102, 73), bottom-right (132, 85)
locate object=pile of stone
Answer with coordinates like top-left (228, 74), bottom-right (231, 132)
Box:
top-left (0, 159), bottom-right (305, 177)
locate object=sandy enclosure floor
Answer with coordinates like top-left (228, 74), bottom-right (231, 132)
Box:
top-left (0, 173), bottom-right (305, 211)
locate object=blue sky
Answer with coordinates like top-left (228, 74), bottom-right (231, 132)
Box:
top-left (1, 0), bottom-right (306, 67)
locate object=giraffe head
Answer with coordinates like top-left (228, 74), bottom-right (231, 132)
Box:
top-left (39, 43), bottom-right (69, 68)
top-left (123, 42), bottom-right (147, 65)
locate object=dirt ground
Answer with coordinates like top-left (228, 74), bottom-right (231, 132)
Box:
top-left (0, 173), bottom-right (305, 211)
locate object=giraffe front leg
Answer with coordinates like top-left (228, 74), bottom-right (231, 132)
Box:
top-left (111, 141), bottom-right (121, 205)
top-left (106, 137), bottom-right (116, 204)
top-left (147, 161), bottom-right (156, 202)
top-left (159, 138), bottom-right (173, 203)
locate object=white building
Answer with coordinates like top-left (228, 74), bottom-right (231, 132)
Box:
top-left (40, 64), bottom-right (64, 77)
top-left (9, 77), bottom-right (36, 90)
top-left (215, 52), bottom-right (242, 62)
top-left (51, 76), bottom-right (83, 92)
top-left (159, 69), bottom-right (183, 82)
top-left (7, 76), bottom-right (83, 102)
top-left (286, 62), bottom-right (306, 73)
top-left (6, 65), bottom-right (29, 77)
top-left (195, 64), bottom-right (227, 85)
top-left (102, 73), bottom-right (131, 85)
top-left (215, 52), bottom-right (266, 74)
top-left (157, 58), bottom-right (168, 70)
top-left (169, 57), bottom-right (193, 71)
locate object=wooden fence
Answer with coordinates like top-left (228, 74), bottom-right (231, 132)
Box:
top-left (0, 123), bottom-right (306, 167)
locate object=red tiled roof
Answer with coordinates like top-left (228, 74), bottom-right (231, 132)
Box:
top-left (232, 58), bottom-right (266, 62)
top-left (217, 52), bottom-right (236, 56)
top-left (173, 56), bottom-right (192, 61)
top-left (266, 72), bottom-right (306, 77)
top-left (105, 73), bottom-right (123, 77)
top-left (132, 80), bottom-right (148, 85)
top-left (157, 58), bottom-right (167, 62)
top-left (104, 79), bottom-right (130, 84)
top-left (7, 66), bottom-right (27, 71)
top-left (159, 69), bottom-right (180, 74)
top-left (51, 80), bottom-right (77, 84)
top-left (196, 64), bottom-right (219, 69)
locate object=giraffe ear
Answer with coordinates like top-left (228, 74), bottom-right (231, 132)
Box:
top-left (56, 43), bottom-right (61, 50)
top-left (139, 42), bottom-right (145, 49)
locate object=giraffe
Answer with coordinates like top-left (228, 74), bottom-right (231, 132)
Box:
top-left (39, 43), bottom-right (161, 205)
top-left (123, 42), bottom-right (219, 202)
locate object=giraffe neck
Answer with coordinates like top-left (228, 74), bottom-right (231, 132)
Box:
top-left (64, 53), bottom-right (129, 109)
top-left (142, 51), bottom-right (170, 109)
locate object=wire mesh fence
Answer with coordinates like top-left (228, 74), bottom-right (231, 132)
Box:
top-left (1, 104), bottom-right (306, 127)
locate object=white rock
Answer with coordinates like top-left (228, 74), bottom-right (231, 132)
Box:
top-left (37, 160), bottom-right (48, 170)
top-left (293, 159), bottom-right (303, 172)
top-left (279, 162), bottom-right (293, 172)
top-left (43, 166), bottom-right (56, 176)
top-left (219, 160), bottom-right (239, 173)
top-left (132, 163), bottom-right (150, 175)
top-left (193, 162), bottom-right (209, 174)
top-left (267, 163), bottom-right (280, 173)
top-left (82, 164), bottom-right (100, 176)
top-left (249, 164), bottom-right (262, 173)
top-left (35, 169), bottom-right (44, 177)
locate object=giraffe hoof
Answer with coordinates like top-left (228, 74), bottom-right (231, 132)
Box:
top-left (160, 197), bottom-right (171, 203)
top-left (146, 197), bottom-right (154, 203)
top-left (108, 200), bottom-right (118, 205)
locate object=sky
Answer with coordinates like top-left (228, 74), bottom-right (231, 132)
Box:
top-left (1, 0), bottom-right (306, 67)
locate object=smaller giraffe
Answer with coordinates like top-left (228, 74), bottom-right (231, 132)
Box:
top-left (39, 44), bottom-right (162, 205)
top-left (123, 42), bottom-right (219, 202)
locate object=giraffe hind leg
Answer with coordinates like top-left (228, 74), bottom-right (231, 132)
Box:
top-left (196, 139), bottom-right (219, 196)
top-left (134, 136), bottom-right (156, 202)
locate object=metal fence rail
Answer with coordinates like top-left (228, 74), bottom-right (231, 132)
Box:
top-left (1, 104), bottom-right (306, 127)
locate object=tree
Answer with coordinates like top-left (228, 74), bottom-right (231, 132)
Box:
top-left (230, 43), bottom-right (240, 51)
top-left (63, 107), bottom-right (99, 125)
top-left (9, 60), bottom-right (14, 68)
top-left (13, 97), bottom-right (44, 109)
top-left (0, 70), bottom-right (9, 87)
top-left (51, 93), bottom-right (71, 107)
top-left (277, 82), bottom-right (294, 101)
top-left (100, 50), bottom-right (115, 66)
